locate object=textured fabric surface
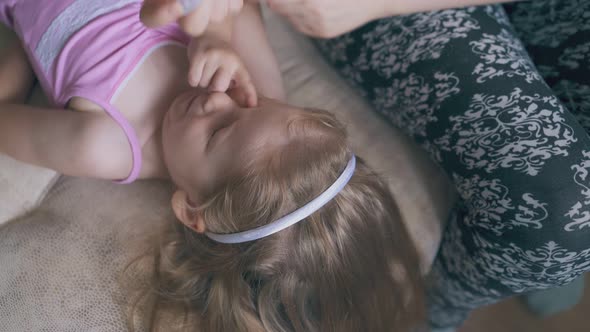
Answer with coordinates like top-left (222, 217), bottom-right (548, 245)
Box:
top-left (0, 9), bottom-right (452, 331)
top-left (0, 177), bottom-right (174, 332)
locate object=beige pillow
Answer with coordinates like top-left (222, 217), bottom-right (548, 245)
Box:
top-left (0, 176), bottom-right (173, 331)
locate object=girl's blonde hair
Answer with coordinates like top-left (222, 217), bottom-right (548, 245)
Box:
top-left (126, 108), bottom-right (425, 331)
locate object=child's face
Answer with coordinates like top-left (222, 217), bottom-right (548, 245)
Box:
top-left (162, 91), bottom-right (299, 201)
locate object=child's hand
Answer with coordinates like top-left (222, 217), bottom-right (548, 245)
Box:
top-left (187, 37), bottom-right (257, 107)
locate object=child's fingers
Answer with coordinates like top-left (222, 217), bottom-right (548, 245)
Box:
top-left (199, 59), bottom-right (219, 88)
top-left (227, 87), bottom-right (248, 107)
top-left (188, 58), bottom-right (206, 87)
top-left (243, 82), bottom-right (258, 107)
top-left (233, 67), bottom-right (257, 107)
top-left (228, 84), bottom-right (257, 108)
top-left (209, 66), bottom-right (235, 92)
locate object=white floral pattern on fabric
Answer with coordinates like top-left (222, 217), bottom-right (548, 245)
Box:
top-left (565, 151), bottom-right (590, 231)
top-left (471, 30), bottom-right (541, 83)
top-left (315, 3), bottom-right (590, 329)
top-left (507, 0), bottom-right (590, 48)
top-left (475, 235), bottom-right (590, 291)
top-left (436, 88), bottom-right (577, 176)
top-left (430, 209), bottom-right (590, 328)
top-left (373, 72), bottom-right (460, 139)
top-left (355, 9), bottom-right (480, 78)
top-left (453, 174), bottom-right (548, 236)
top-left (441, 215), bottom-right (590, 295)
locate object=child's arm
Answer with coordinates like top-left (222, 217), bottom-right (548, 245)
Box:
top-left (231, 3), bottom-right (285, 101)
top-left (0, 104), bottom-right (132, 180)
top-left (0, 39), bottom-right (132, 180)
top-left (0, 33), bottom-right (34, 103)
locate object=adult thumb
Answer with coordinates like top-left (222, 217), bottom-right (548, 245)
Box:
top-left (140, 0), bottom-right (185, 28)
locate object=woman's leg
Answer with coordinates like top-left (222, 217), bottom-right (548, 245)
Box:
top-left (506, 0), bottom-right (590, 133)
top-left (503, 0), bottom-right (590, 317)
top-left (315, 4), bottom-right (590, 329)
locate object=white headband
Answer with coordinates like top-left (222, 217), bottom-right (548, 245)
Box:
top-left (205, 155), bottom-right (357, 244)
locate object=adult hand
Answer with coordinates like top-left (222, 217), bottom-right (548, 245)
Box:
top-left (140, 0), bottom-right (244, 36)
top-left (265, 0), bottom-right (392, 38)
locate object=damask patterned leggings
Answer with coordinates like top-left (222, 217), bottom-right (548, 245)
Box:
top-left (315, 0), bottom-right (590, 329)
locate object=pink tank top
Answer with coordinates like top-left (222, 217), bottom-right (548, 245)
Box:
top-left (0, 0), bottom-right (190, 183)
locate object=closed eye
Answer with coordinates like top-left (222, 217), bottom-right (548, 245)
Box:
top-left (206, 120), bottom-right (236, 151)
top-left (210, 127), bottom-right (224, 141)
top-left (206, 127), bottom-right (223, 151)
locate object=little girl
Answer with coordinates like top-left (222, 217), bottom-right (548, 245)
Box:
top-left (0, 1), bottom-right (425, 330)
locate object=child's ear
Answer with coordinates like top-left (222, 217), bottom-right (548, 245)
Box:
top-left (171, 190), bottom-right (207, 233)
